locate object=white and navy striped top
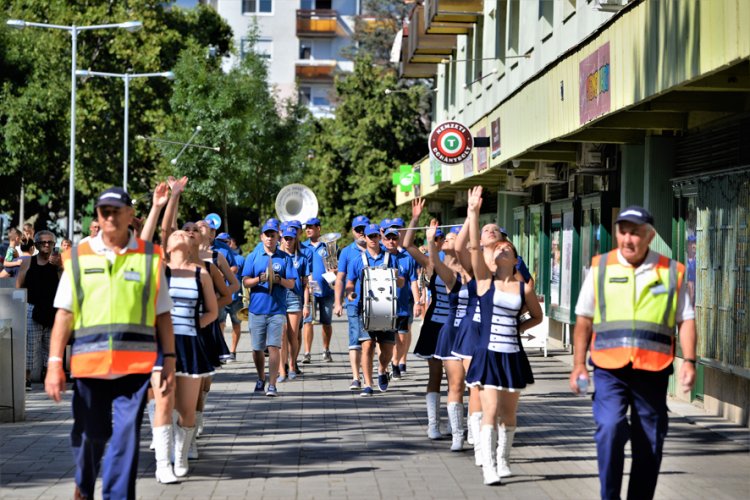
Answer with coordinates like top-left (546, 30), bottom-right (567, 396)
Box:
top-left (426, 274), bottom-right (451, 324)
top-left (483, 282), bottom-right (524, 354)
top-left (453, 282), bottom-right (470, 327)
top-left (167, 267), bottom-right (201, 337)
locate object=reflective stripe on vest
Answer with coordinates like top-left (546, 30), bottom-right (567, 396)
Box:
top-left (65, 239), bottom-right (161, 379)
top-left (591, 250), bottom-right (683, 371)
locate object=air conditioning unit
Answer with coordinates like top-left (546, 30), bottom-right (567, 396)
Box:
top-left (506, 175), bottom-right (524, 192)
top-left (535, 163), bottom-right (557, 180)
top-left (577, 143), bottom-right (602, 167)
top-left (597, 0), bottom-right (629, 12)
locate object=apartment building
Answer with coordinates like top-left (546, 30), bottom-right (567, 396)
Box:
top-left (395, 0), bottom-right (750, 426)
top-left (210, 0), bottom-right (361, 118)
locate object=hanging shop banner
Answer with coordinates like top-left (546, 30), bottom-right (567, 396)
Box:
top-left (579, 42), bottom-right (611, 124)
top-left (429, 156), bottom-right (450, 185)
top-left (560, 211), bottom-right (574, 311)
top-left (462, 153), bottom-right (474, 178)
top-left (429, 121), bottom-right (473, 165)
top-left (491, 118), bottom-right (501, 158)
top-left (477, 126), bottom-right (488, 172)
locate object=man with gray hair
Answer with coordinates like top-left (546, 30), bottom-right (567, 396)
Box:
top-left (16, 230), bottom-right (62, 390)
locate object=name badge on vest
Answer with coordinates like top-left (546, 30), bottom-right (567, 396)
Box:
top-left (84, 268), bottom-right (105, 274)
top-left (609, 277), bottom-right (628, 283)
top-left (124, 270), bottom-right (141, 282)
top-left (650, 283), bottom-right (667, 295)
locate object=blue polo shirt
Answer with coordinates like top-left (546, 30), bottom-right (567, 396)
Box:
top-left (346, 249), bottom-right (402, 309)
top-left (212, 239), bottom-right (237, 269)
top-left (301, 240), bottom-right (334, 298)
top-left (394, 248), bottom-right (418, 317)
top-left (232, 250), bottom-right (246, 301)
top-left (284, 248), bottom-right (311, 296)
top-left (241, 247), bottom-right (296, 315)
top-left (338, 241), bottom-right (364, 305)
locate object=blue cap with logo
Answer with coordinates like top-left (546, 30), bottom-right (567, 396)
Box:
top-left (364, 223), bottom-right (381, 236)
top-left (450, 225), bottom-right (462, 234)
top-left (435, 229), bottom-right (445, 238)
top-left (305, 217), bottom-right (321, 226)
top-left (384, 227), bottom-right (400, 237)
top-left (379, 218), bottom-right (392, 230)
top-left (282, 227), bottom-right (298, 238)
top-left (352, 215), bottom-right (370, 229)
top-left (204, 213), bottom-right (221, 230)
top-left (389, 217), bottom-right (405, 228)
top-left (499, 227), bottom-right (509, 237)
top-left (615, 205), bottom-right (654, 226)
top-left (288, 220), bottom-right (302, 230)
top-left (262, 219), bottom-right (280, 234)
top-left (216, 232), bottom-right (231, 241)
top-left (280, 221), bottom-right (290, 231)
top-left (95, 187), bottom-right (132, 208)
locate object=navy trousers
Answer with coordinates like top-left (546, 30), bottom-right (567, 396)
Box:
top-left (592, 365), bottom-right (671, 500)
top-left (71, 374), bottom-right (150, 500)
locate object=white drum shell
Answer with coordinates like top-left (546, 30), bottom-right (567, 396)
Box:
top-left (362, 267), bottom-right (398, 331)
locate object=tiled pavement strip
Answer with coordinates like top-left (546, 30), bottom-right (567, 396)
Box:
top-left (1, 318), bottom-right (748, 499)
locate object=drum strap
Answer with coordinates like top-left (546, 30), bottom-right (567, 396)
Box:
top-left (360, 250), bottom-right (389, 269)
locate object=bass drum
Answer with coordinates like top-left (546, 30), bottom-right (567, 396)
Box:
top-left (362, 267), bottom-right (398, 332)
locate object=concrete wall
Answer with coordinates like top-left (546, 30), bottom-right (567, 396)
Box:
top-left (699, 362), bottom-right (750, 427)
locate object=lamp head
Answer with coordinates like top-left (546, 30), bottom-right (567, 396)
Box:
top-left (120, 21), bottom-right (142, 33)
top-left (6, 19), bottom-right (26, 29)
top-left (384, 88), bottom-right (392, 95)
top-left (163, 71), bottom-right (175, 80)
top-left (75, 70), bottom-right (90, 77)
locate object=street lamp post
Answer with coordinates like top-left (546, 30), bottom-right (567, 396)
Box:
top-left (76, 70), bottom-right (175, 191)
top-left (5, 19), bottom-right (142, 240)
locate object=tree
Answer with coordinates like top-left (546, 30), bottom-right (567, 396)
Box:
top-left (0, 0), bottom-right (232, 233)
top-left (302, 54), bottom-right (430, 244)
top-left (343, 0), bottom-right (411, 66)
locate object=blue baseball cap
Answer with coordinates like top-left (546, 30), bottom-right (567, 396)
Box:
top-left (450, 225), bottom-right (462, 234)
top-left (389, 217), bottom-right (405, 228)
top-left (352, 215), bottom-right (370, 229)
top-left (95, 187), bottom-right (132, 208)
top-left (280, 221), bottom-right (290, 231)
top-left (499, 227), bottom-right (509, 237)
top-left (216, 232), bottom-right (231, 241)
top-left (282, 227), bottom-right (297, 238)
top-left (435, 229), bottom-right (445, 238)
top-left (379, 218), bottom-right (392, 230)
top-left (384, 227), bottom-right (400, 237)
top-left (204, 213), bottom-right (221, 230)
top-left (364, 223), bottom-right (381, 236)
top-left (305, 217), bottom-right (321, 226)
top-left (615, 205), bottom-right (654, 226)
top-left (288, 220), bottom-right (302, 230)
top-left (262, 219), bottom-right (280, 233)
top-left (266, 218), bottom-right (280, 227)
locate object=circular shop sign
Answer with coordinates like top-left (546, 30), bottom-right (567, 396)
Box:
top-left (429, 121), bottom-right (473, 164)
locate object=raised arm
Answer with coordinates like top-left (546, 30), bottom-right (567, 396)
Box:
top-left (454, 218), bottom-right (473, 277)
top-left (141, 182), bottom-right (170, 243)
top-left (403, 198), bottom-right (430, 269)
top-left (427, 219), bottom-right (456, 290)
top-left (161, 176), bottom-right (188, 244)
top-left (468, 187), bottom-right (492, 292)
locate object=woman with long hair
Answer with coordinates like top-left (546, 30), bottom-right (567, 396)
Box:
top-left (278, 224), bottom-right (308, 382)
top-left (465, 186), bottom-right (543, 485)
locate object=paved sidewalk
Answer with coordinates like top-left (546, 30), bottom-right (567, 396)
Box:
top-left (1, 318), bottom-right (748, 499)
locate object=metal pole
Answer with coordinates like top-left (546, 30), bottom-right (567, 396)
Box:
top-left (19, 179), bottom-right (24, 228)
top-left (123, 74), bottom-right (130, 190)
top-left (68, 27), bottom-right (77, 241)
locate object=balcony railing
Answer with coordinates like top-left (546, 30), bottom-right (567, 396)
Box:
top-left (296, 9), bottom-right (340, 37)
top-left (295, 60), bottom-right (338, 81)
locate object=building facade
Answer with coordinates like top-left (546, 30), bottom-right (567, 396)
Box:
top-left (211, 0), bottom-right (360, 118)
top-left (396, 0), bottom-right (750, 426)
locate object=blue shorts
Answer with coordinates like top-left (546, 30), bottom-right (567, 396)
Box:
top-left (249, 314), bottom-right (285, 351)
top-left (286, 289), bottom-right (302, 313)
top-left (346, 303), bottom-right (364, 351)
top-left (218, 297), bottom-right (243, 326)
top-left (303, 294), bottom-right (334, 325)
top-left (395, 315), bottom-right (410, 334)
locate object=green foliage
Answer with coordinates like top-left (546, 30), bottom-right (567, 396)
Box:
top-left (343, 0), bottom-right (411, 65)
top-left (302, 54), bottom-right (430, 246)
top-left (0, 0), bottom-right (232, 230)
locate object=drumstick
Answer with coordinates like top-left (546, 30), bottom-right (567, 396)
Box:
top-left (267, 255), bottom-right (274, 293)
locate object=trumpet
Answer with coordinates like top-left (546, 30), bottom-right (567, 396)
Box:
top-left (319, 232), bottom-right (341, 286)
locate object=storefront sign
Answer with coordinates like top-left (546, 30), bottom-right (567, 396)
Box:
top-left (429, 121), bottom-right (473, 164)
top-left (579, 42), bottom-right (611, 124)
top-left (491, 118), bottom-right (501, 158)
top-left (462, 154), bottom-right (474, 178)
top-left (477, 127), bottom-right (488, 171)
top-left (429, 156), bottom-right (450, 185)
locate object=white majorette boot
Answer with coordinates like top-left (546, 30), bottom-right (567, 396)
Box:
top-left (188, 427), bottom-right (199, 460)
top-left (153, 425), bottom-right (179, 484)
top-left (447, 402), bottom-right (464, 451)
top-left (466, 407), bottom-right (474, 445)
top-left (496, 425), bottom-right (516, 478)
top-left (471, 412), bottom-right (483, 466)
top-left (480, 425), bottom-right (502, 486)
top-left (173, 425), bottom-right (195, 478)
top-left (425, 392), bottom-right (442, 440)
top-left (146, 399), bottom-right (156, 450)
top-left (195, 411), bottom-right (204, 438)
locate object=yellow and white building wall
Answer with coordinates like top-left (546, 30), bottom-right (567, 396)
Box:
top-left (396, 0), bottom-right (749, 426)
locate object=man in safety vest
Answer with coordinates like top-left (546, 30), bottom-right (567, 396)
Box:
top-left (45, 187), bottom-right (176, 500)
top-left (569, 205), bottom-right (697, 500)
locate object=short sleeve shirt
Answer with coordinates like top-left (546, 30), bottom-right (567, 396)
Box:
top-left (395, 249), bottom-right (418, 316)
top-left (241, 247), bottom-right (296, 315)
top-left (346, 250), bottom-right (402, 308)
top-left (301, 240), bottom-right (334, 298)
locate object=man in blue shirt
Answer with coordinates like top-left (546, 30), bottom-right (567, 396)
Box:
top-left (300, 217), bottom-right (336, 364)
top-left (346, 223), bottom-right (405, 396)
top-left (384, 219), bottom-right (420, 380)
top-left (241, 221), bottom-right (296, 397)
top-left (334, 215), bottom-right (369, 390)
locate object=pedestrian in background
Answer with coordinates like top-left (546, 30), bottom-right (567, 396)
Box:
top-left (569, 205), bottom-right (696, 500)
top-left (45, 187), bottom-right (175, 500)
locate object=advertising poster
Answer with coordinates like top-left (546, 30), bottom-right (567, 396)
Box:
top-left (561, 211), bottom-right (574, 310)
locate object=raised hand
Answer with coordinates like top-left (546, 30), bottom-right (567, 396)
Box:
top-left (172, 176), bottom-right (189, 195)
top-left (425, 218), bottom-right (438, 242)
top-left (467, 186), bottom-right (483, 214)
top-left (411, 198), bottom-right (425, 221)
top-left (152, 182), bottom-right (170, 208)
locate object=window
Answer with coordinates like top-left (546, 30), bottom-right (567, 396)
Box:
top-left (508, 0), bottom-right (520, 56)
top-left (495, 0), bottom-right (507, 60)
top-left (242, 0), bottom-right (272, 14)
top-left (538, 0), bottom-right (554, 40)
top-left (299, 86), bottom-right (312, 105)
top-left (312, 95), bottom-right (330, 107)
top-left (241, 37), bottom-right (272, 60)
top-left (473, 19), bottom-right (484, 82)
top-left (300, 42), bottom-right (312, 60)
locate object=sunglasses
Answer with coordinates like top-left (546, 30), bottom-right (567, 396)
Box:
top-left (36, 241), bottom-right (54, 246)
top-left (384, 235), bottom-right (399, 241)
top-left (366, 234), bottom-right (381, 240)
top-left (283, 236), bottom-right (295, 242)
top-left (353, 226), bottom-right (366, 234)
